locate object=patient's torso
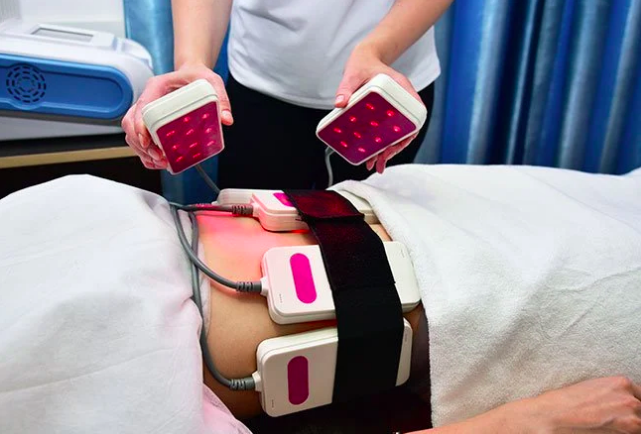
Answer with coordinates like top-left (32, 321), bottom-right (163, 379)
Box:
top-left (197, 214), bottom-right (425, 418)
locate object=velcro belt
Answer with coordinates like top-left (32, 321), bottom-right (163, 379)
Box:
top-left (283, 190), bottom-right (404, 402)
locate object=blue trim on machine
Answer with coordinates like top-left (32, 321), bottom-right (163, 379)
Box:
top-left (0, 53), bottom-right (133, 120)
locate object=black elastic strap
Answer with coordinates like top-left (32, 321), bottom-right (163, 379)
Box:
top-left (283, 190), bottom-right (404, 403)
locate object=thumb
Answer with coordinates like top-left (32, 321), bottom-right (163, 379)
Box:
top-left (178, 68), bottom-right (233, 126)
top-left (200, 71), bottom-right (233, 126)
top-left (335, 71), bottom-right (366, 108)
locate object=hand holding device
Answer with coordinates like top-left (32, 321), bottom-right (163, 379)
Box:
top-left (122, 64), bottom-right (231, 170)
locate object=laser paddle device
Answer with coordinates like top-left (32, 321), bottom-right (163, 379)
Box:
top-left (316, 74), bottom-right (427, 165)
top-left (216, 188), bottom-right (379, 232)
top-left (253, 319), bottom-right (413, 417)
top-left (261, 242), bottom-right (420, 324)
top-left (0, 18), bottom-right (153, 140)
top-left (142, 79), bottom-right (224, 174)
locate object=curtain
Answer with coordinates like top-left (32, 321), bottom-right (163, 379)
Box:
top-left (123, 0), bottom-right (229, 203)
top-left (418, 0), bottom-right (641, 175)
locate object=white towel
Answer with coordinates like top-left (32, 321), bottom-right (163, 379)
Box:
top-left (335, 164), bottom-right (641, 426)
top-left (0, 176), bottom-right (250, 434)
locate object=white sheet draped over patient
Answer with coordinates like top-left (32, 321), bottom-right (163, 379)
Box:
top-left (335, 165), bottom-right (641, 426)
top-left (0, 176), bottom-right (250, 434)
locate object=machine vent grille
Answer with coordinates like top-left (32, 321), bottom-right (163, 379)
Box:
top-left (5, 64), bottom-right (47, 104)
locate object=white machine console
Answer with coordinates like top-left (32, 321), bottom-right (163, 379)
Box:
top-left (0, 18), bottom-right (154, 140)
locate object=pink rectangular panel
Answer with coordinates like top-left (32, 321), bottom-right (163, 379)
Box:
top-left (156, 101), bottom-right (224, 173)
top-left (287, 356), bottom-right (310, 405)
top-left (317, 92), bottom-right (417, 165)
top-left (289, 253), bottom-right (317, 304)
top-left (273, 192), bottom-right (293, 207)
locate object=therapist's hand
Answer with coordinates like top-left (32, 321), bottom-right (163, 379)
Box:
top-left (335, 43), bottom-right (423, 174)
top-left (121, 63), bottom-right (232, 170)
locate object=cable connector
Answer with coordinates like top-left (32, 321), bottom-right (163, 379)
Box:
top-left (259, 276), bottom-right (270, 297)
top-left (229, 376), bottom-right (256, 391)
top-left (235, 280), bottom-right (262, 293)
top-left (251, 372), bottom-right (262, 392)
top-left (229, 203), bottom-right (254, 216)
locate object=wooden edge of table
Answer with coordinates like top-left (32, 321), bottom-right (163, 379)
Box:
top-left (0, 146), bottom-right (136, 169)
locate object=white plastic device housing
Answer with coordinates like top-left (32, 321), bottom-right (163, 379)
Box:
top-left (316, 74), bottom-right (427, 165)
top-left (214, 188), bottom-right (379, 232)
top-left (0, 18), bottom-right (153, 140)
top-left (251, 190), bottom-right (378, 232)
top-left (253, 319), bottom-right (413, 417)
top-left (261, 242), bottom-right (420, 324)
top-left (141, 79), bottom-right (223, 174)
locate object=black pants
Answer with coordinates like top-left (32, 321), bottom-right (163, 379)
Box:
top-left (218, 74), bottom-right (434, 189)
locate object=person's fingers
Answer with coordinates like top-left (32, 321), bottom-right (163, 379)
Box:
top-left (141, 157), bottom-right (155, 169)
top-left (631, 381), bottom-right (641, 402)
top-left (204, 73), bottom-right (233, 125)
top-left (376, 157), bottom-right (386, 174)
top-left (335, 69), bottom-right (367, 108)
top-left (125, 133), bottom-right (147, 158)
top-left (125, 131), bottom-right (166, 171)
top-left (132, 76), bottom-right (171, 150)
top-left (366, 157), bottom-right (376, 171)
top-left (175, 68), bottom-right (233, 125)
top-left (121, 106), bottom-right (136, 139)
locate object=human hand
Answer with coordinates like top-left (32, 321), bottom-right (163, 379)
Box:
top-left (531, 376), bottom-right (641, 433)
top-left (121, 63), bottom-right (232, 170)
top-left (334, 43), bottom-right (424, 174)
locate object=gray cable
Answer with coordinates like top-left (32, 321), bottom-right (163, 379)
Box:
top-left (325, 148), bottom-right (335, 188)
top-left (169, 204), bottom-right (262, 294)
top-left (187, 212), bottom-right (255, 391)
top-left (195, 164), bottom-right (220, 195)
top-left (169, 202), bottom-right (253, 216)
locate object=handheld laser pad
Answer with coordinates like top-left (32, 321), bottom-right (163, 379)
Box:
top-left (142, 79), bottom-right (224, 174)
top-left (316, 74), bottom-right (427, 165)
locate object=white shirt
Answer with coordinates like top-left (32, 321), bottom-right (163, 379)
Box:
top-left (228, 0), bottom-right (441, 109)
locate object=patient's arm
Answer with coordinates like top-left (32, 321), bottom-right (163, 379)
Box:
top-left (411, 376), bottom-right (641, 434)
top-left (197, 213), bottom-right (424, 418)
